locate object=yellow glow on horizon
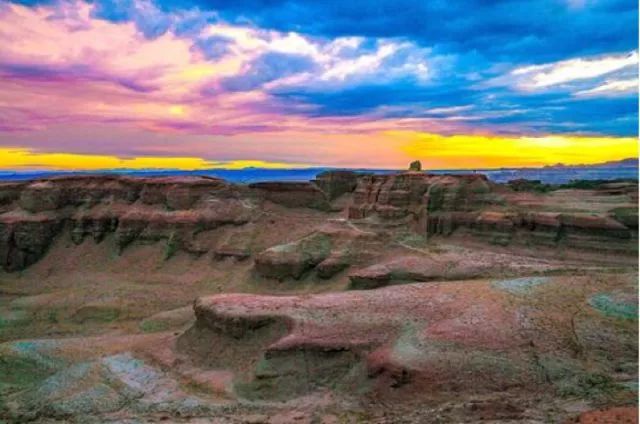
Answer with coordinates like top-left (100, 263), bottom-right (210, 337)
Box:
top-left (0, 132), bottom-right (636, 172)
top-left (391, 131), bottom-right (638, 169)
top-left (0, 148), bottom-right (308, 171)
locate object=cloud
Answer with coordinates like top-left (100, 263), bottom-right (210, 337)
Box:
top-left (511, 51), bottom-right (638, 89)
top-left (191, 34), bottom-right (232, 60)
top-left (575, 78), bottom-right (638, 97)
top-left (219, 51), bottom-right (317, 92)
top-left (0, 0), bottom-right (637, 171)
top-left (91, 0), bottom-right (171, 38)
top-left (154, 0), bottom-right (638, 63)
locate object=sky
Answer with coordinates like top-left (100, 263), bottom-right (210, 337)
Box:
top-left (0, 0), bottom-right (637, 170)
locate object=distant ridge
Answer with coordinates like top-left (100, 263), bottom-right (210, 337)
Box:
top-left (0, 157), bottom-right (637, 184)
top-left (544, 157), bottom-right (638, 169)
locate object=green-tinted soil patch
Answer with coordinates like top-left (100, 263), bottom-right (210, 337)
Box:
top-left (71, 304), bottom-right (121, 324)
top-left (589, 293), bottom-right (638, 320)
top-left (0, 340), bottom-right (65, 413)
top-left (0, 309), bottom-right (29, 329)
top-left (492, 277), bottom-right (550, 294)
top-left (139, 320), bottom-right (169, 333)
top-left (236, 347), bottom-right (365, 401)
top-left (536, 355), bottom-right (625, 401)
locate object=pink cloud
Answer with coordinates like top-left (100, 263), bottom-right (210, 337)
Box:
top-left (0, 0), bottom-right (504, 169)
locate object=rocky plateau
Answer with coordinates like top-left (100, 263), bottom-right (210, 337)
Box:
top-left (0, 170), bottom-right (637, 423)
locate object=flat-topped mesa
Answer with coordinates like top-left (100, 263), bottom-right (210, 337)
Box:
top-left (0, 173), bottom-right (637, 272)
top-left (0, 175), bottom-right (346, 272)
top-left (348, 172), bottom-right (494, 231)
top-left (313, 170), bottom-right (360, 200)
top-left (347, 171), bottom-right (638, 252)
top-left (248, 181), bottom-right (330, 210)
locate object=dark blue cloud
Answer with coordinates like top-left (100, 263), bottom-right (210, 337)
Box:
top-left (220, 52), bottom-right (317, 92)
top-left (90, 0), bottom-right (133, 22)
top-left (11, 0), bottom-right (636, 63)
top-left (270, 75), bottom-right (483, 116)
top-left (173, 9), bottom-right (218, 36)
top-left (90, 0), bottom-right (171, 38)
top-left (191, 35), bottom-right (231, 60)
top-left (270, 78), bottom-right (638, 136)
top-left (155, 0), bottom-right (637, 64)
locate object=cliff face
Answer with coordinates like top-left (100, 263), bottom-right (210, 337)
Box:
top-left (0, 176), bottom-right (333, 271)
top-left (0, 172), bottom-right (636, 272)
top-left (348, 172), bottom-right (637, 252)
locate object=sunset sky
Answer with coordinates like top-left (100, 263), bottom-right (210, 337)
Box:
top-left (0, 0), bottom-right (637, 170)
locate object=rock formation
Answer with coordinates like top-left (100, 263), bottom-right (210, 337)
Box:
top-left (0, 170), bottom-right (637, 422)
top-left (0, 172), bottom-right (636, 272)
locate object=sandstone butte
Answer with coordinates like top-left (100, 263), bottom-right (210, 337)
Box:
top-left (0, 167), bottom-right (637, 423)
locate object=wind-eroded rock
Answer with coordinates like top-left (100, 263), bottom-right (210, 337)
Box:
top-left (248, 181), bottom-right (330, 210)
top-left (313, 170), bottom-right (359, 200)
top-left (254, 222), bottom-right (382, 280)
top-left (0, 173), bottom-right (636, 272)
top-left (178, 273), bottom-right (636, 403)
top-left (0, 176), bottom-right (248, 270)
top-left (348, 173), bottom-right (496, 234)
top-left (427, 210), bottom-right (635, 250)
top-left (254, 232), bottom-right (332, 279)
top-left (0, 213), bottom-right (63, 271)
top-left (348, 252), bottom-right (570, 289)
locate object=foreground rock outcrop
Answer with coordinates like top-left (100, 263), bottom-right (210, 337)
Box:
top-left (175, 272), bottom-right (636, 403)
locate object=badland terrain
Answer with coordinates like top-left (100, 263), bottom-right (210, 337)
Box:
top-left (0, 168), bottom-right (637, 423)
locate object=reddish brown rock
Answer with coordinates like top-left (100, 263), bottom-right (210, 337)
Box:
top-left (249, 182), bottom-right (330, 210)
top-left (313, 170), bottom-right (359, 200)
top-left (316, 251), bottom-right (351, 279)
top-left (0, 212), bottom-right (63, 271)
top-left (568, 406), bottom-right (638, 424)
top-left (560, 213), bottom-right (630, 238)
top-left (0, 182), bottom-right (25, 208)
top-left (254, 232), bottom-right (332, 280)
top-left (0, 173), bottom-right (636, 271)
top-left (181, 275), bottom-right (622, 402)
top-left (349, 173), bottom-right (497, 232)
top-left (213, 224), bottom-right (256, 260)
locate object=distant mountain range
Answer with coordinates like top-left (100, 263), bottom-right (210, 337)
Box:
top-left (543, 157), bottom-right (638, 169)
top-left (0, 158), bottom-right (637, 184)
